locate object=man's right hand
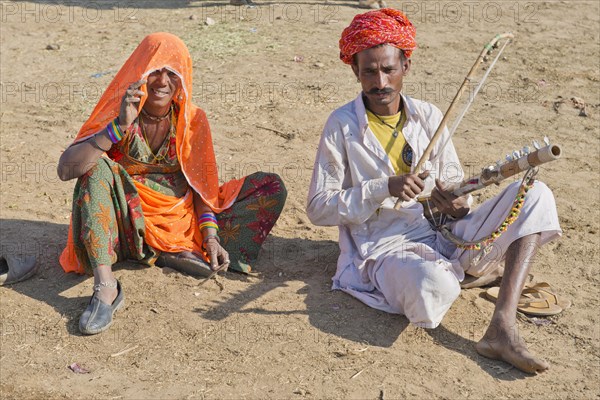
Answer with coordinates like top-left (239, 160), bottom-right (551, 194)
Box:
top-left (388, 171), bottom-right (430, 201)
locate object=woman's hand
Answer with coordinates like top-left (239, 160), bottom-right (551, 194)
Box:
top-left (118, 79), bottom-right (146, 131)
top-left (203, 236), bottom-right (230, 271)
top-left (57, 79), bottom-right (147, 181)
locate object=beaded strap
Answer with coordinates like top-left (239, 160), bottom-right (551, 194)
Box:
top-left (448, 169), bottom-right (536, 250)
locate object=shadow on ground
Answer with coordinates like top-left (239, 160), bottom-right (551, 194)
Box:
top-left (1, 219), bottom-right (529, 379)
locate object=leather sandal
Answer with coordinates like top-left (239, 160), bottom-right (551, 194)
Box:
top-left (79, 280), bottom-right (124, 335)
top-left (485, 283), bottom-right (565, 316)
top-left (525, 282), bottom-right (571, 309)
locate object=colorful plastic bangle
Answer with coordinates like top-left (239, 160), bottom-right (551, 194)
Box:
top-left (198, 213), bottom-right (218, 231)
top-left (106, 118), bottom-right (124, 143)
top-left (199, 222), bottom-right (219, 231)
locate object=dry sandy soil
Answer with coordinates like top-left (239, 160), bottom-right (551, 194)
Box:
top-left (1, 0), bottom-right (599, 398)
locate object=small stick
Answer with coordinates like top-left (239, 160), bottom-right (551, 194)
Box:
top-left (198, 262), bottom-right (230, 287)
top-left (350, 369), bottom-right (365, 379)
top-left (213, 275), bottom-right (224, 291)
top-left (255, 124), bottom-right (295, 139)
top-left (255, 124), bottom-right (286, 136)
top-left (350, 360), bottom-right (379, 379)
top-left (110, 345), bottom-right (139, 357)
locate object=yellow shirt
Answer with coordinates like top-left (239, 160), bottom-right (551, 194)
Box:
top-left (366, 110), bottom-right (413, 175)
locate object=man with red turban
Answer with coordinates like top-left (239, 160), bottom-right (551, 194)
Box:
top-left (307, 9), bottom-right (561, 374)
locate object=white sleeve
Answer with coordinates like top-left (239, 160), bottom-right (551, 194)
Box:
top-left (306, 117), bottom-right (390, 226)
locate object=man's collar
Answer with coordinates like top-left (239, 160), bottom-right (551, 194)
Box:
top-left (354, 92), bottom-right (416, 132)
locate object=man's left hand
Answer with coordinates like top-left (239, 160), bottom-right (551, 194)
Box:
top-left (431, 179), bottom-right (470, 219)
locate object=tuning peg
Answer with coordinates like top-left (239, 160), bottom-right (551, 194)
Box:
top-left (543, 136), bottom-right (550, 146)
top-left (522, 146), bottom-right (530, 155)
top-left (506, 154), bottom-right (512, 162)
top-left (496, 160), bottom-right (502, 169)
top-left (533, 140), bottom-right (541, 150)
top-left (513, 150), bottom-right (521, 159)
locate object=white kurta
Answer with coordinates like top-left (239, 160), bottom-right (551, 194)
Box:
top-left (306, 93), bottom-right (561, 328)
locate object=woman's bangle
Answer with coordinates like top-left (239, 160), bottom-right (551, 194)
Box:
top-left (106, 118), bottom-right (124, 143)
top-left (199, 222), bottom-right (219, 231)
top-left (90, 134), bottom-right (112, 152)
top-left (198, 213), bottom-right (219, 232)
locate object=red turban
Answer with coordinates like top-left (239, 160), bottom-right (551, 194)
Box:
top-left (339, 8), bottom-right (417, 64)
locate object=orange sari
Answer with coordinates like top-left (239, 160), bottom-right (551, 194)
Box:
top-left (60, 33), bottom-right (244, 274)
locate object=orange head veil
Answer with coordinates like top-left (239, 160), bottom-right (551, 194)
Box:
top-left (60, 33), bottom-right (244, 274)
top-left (73, 32), bottom-right (242, 212)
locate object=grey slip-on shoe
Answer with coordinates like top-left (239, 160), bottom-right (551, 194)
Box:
top-left (0, 255), bottom-right (38, 286)
top-left (79, 281), bottom-right (124, 335)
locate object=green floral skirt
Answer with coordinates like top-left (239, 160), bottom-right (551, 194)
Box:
top-left (70, 158), bottom-right (286, 274)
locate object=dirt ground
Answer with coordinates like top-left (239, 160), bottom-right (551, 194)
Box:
top-left (1, 0), bottom-right (599, 398)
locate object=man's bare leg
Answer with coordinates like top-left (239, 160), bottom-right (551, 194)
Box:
top-left (475, 233), bottom-right (550, 373)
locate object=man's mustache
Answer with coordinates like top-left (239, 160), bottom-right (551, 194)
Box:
top-left (367, 88), bottom-right (394, 95)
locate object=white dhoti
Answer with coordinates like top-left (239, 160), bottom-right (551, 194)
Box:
top-left (334, 181), bottom-right (562, 328)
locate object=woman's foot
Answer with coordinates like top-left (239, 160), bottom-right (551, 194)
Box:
top-left (155, 251), bottom-right (212, 278)
top-left (94, 283), bottom-right (118, 305)
top-left (79, 280), bottom-right (124, 335)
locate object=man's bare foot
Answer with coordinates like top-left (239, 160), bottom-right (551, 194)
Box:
top-left (476, 323), bottom-right (549, 374)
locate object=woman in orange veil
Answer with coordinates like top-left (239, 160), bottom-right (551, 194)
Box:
top-left (57, 33), bottom-right (286, 335)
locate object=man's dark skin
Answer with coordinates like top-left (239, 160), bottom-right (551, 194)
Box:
top-left (351, 43), bottom-right (549, 374)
